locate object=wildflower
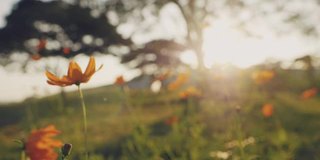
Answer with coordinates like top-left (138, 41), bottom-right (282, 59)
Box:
top-left (61, 143), bottom-right (72, 158)
top-left (168, 73), bottom-right (189, 90)
top-left (154, 71), bottom-right (170, 82)
top-left (25, 125), bottom-right (63, 160)
top-left (46, 56), bottom-right (102, 86)
top-left (45, 57), bottom-right (99, 160)
top-left (301, 87), bottom-right (318, 100)
top-left (262, 103), bottom-right (273, 118)
top-left (115, 75), bottom-right (125, 86)
top-left (179, 86), bottom-right (201, 99)
top-left (63, 47), bottom-right (71, 55)
top-left (165, 115), bottom-right (178, 126)
top-left (31, 54), bottom-right (41, 61)
top-left (252, 70), bottom-right (275, 85)
top-left (37, 39), bottom-right (47, 51)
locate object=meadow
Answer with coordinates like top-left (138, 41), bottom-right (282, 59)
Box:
top-left (1, 0), bottom-right (319, 159)
top-left (1, 61), bottom-right (320, 160)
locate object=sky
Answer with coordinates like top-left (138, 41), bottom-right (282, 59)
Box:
top-left (201, 19), bottom-right (316, 68)
top-left (0, 0), bottom-right (18, 27)
top-left (0, 1), bottom-right (138, 103)
top-left (0, 0), bottom-right (318, 103)
top-left (0, 54), bottom-right (140, 103)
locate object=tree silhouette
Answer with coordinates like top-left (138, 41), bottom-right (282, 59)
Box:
top-left (1, 0), bottom-right (319, 71)
top-left (109, 0), bottom-right (320, 70)
top-left (0, 0), bottom-right (131, 58)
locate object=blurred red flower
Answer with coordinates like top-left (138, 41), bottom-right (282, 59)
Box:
top-left (301, 87), bottom-right (318, 100)
top-left (262, 103), bottom-right (273, 118)
top-left (63, 47), bottom-right (71, 55)
top-left (25, 125), bottom-right (63, 160)
top-left (165, 116), bottom-right (179, 126)
top-left (31, 54), bottom-right (41, 61)
top-left (37, 39), bottom-right (47, 51)
top-left (115, 75), bottom-right (125, 86)
top-left (154, 71), bottom-right (171, 82)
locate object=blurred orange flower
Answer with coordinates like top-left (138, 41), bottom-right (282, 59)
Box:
top-left (115, 75), bottom-right (125, 86)
top-left (37, 39), bottom-right (47, 51)
top-left (154, 71), bottom-right (171, 82)
top-left (31, 54), bottom-right (41, 61)
top-left (46, 56), bottom-right (102, 86)
top-left (165, 115), bottom-right (179, 126)
top-left (262, 103), bottom-right (273, 118)
top-left (168, 73), bottom-right (189, 90)
top-left (301, 87), bottom-right (318, 100)
top-left (63, 47), bottom-right (71, 55)
top-left (179, 86), bottom-right (201, 99)
top-left (252, 70), bottom-right (275, 85)
top-left (25, 125), bottom-right (63, 160)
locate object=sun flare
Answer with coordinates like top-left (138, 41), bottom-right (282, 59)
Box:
top-left (201, 19), bottom-right (309, 68)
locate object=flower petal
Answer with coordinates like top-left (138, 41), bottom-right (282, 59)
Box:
top-left (82, 64), bottom-right (103, 83)
top-left (45, 71), bottom-right (60, 82)
top-left (47, 80), bottom-right (62, 86)
top-left (60, 76), bottom-right (74, 85)
top-left (47, 75), bottom-right (73, 86)
top-left (83, 57), bottom-right (96, 79)
top-left (25, 125), bottom-right (62, 160)
top-left (68, 61), bottom-right (83, 82)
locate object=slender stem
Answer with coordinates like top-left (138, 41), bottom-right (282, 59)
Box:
top-left (20, 150), bottom-right (26, 160)
top-left (236, 112), bottom-right (245, 159)
top-left (121, 86), bottom-right (130, 112)
top-left (26, 103), bottom-right (35, 130)
top-left (121, 85), bottom-right (138, 124)
top-left (78, 85), bottom-right (88, 160)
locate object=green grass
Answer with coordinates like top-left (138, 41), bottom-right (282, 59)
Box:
top-left (1, 70), bottom-right (320, 160)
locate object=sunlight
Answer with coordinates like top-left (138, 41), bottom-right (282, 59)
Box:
top-left (179, 51), bottom-right (198, 68)
top-left (202, 19), bottom-right (310, 68)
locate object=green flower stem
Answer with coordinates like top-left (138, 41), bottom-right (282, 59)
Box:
top-left (78, 85), bottom-right (88, 160)
top-left (120, 85), bottom-right (138, 124)
top-left (121, 86), bottom-right (130, 112)
top-left (20, 150), bottom-right (25, 160)
top-left (26, 103), bottom-right (35, 130)
top-left (236, 112), bottom-right (245, 160)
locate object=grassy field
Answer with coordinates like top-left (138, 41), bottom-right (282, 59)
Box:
top-left (1, 68), bottom-right (320, 160)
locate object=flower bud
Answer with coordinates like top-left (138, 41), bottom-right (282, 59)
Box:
top-left (61, 143), bottom-right (72, 157)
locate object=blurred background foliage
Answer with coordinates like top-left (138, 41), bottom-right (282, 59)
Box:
top-left (1, 0), bottom-right (320, 72)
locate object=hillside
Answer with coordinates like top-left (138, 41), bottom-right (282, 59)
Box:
top-left (1, 68), bottom-right (320, 159)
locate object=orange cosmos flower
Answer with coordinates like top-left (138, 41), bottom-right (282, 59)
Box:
top-left (252, 70), bottom-right (275, 85)
top-left (262, 103), bottom-right (273, 118)
top-left (31, 54), bottom-right (41, 61)
top-left (46, 56), bottom-right (102, 86)
top-left (301, 87), bottom-right (318, 100)
top-left (25, 125), bottom-right (63, 160)
top-left (115, 75), bottom-right (125, 86)
top-left (168, 73), bottom-right (189, 90)
top-left (179, 86), bottom-right (201, 99)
